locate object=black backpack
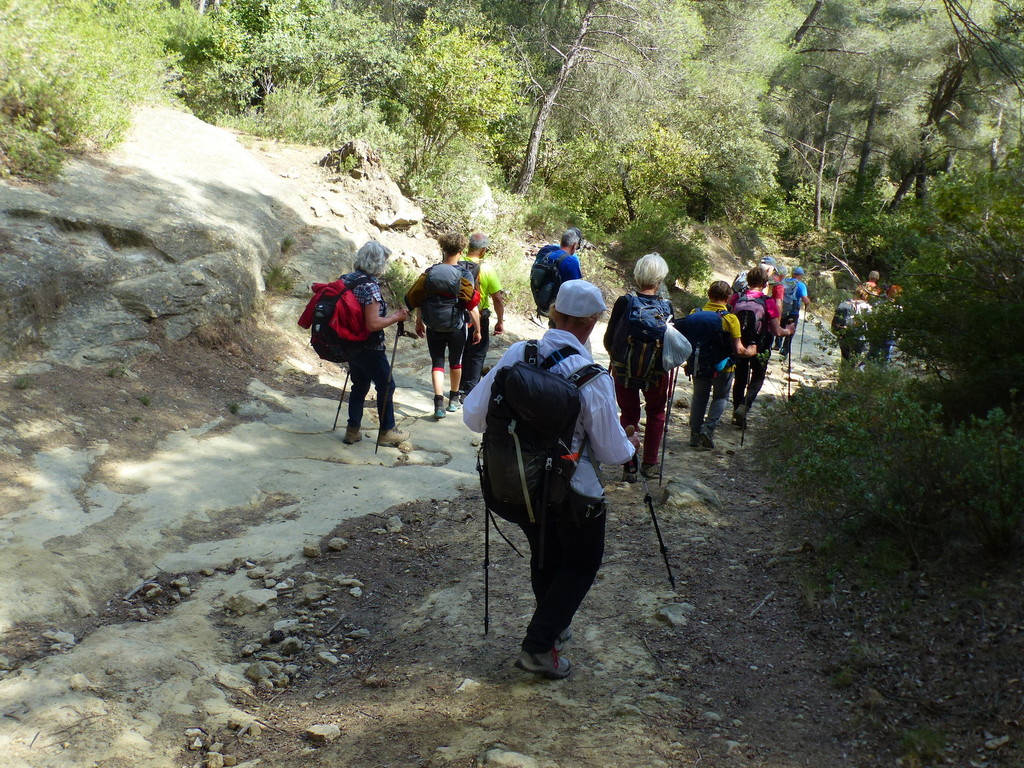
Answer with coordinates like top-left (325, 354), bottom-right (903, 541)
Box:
top-left (529, 244), bottom-right (568, 316)
top-left (733, 293), bottom-right (773, 352)
top-left (676, 309), bottom-right (732, 379)
top-left (421, 263), bottom-right (469, 332)
top-left (480, 341), bottom-right (604, 526)
top-left (459, 258), bottom-right (481, 289)
top-left (608, 293), bottom-right (672, 388)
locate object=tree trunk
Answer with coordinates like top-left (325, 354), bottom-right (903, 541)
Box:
top-left (513, 1), bottom-right (598, 196)
top-left (888, 54), bottom-right (967, 211)
top-left (854, 68), bottom-right (882, 201)
top-left (792, 1), bottom-right (824, 47)
top-left (990, 106), bottom-right (1004, 171)
top-left (813, 91), bottom-right (834, 230)
top-left (829, 133), bottom-right (850, 223)
top-left (618, 161), bottom-right (637, 223)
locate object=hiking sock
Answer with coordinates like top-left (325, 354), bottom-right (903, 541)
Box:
top-left (446, 390), bottom-right (461, 412)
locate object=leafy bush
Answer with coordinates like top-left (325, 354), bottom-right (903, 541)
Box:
top-left (224, 85), bottom-right (400, 154)
top-left (399, 15), bottom-right (522, 179)
top-left (0, 0), bottom-right (173, 178)
top-left (172, 1), bottom-right (403, 120)
top-left (764, 367), bottom-right (1024, 562)
top-left (620, 206), bottom-right (709, 290)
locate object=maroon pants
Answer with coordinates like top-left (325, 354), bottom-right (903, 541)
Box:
top-left (613, 373), bottom-right (669, 466)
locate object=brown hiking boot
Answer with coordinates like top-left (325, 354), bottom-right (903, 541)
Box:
top-left (377, 428), bottom-right (410, 447)
top-left (342, 426), bottom-right (362, 445)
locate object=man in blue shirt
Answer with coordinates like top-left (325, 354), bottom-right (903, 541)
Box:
top-left (554, 227), bottom-right (584, 283)
top-left (777, 266), bottom-right (811, 358)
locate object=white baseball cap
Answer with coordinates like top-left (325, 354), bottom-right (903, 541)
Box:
top-left (553, 280), bottom-right (607, 317)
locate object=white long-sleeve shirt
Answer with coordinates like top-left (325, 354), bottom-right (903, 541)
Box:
top-left (463, 329), bottom-right (635, 498)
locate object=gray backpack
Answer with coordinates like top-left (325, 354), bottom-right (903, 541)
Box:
top-left (422, 263), bottom-right (467, 332)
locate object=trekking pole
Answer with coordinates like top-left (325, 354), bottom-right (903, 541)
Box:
top-left (658, 368), bottom-right (679, 487)
top-left (628, 455), bottom-right (676, 590)
top-left (787, 340), bottom-right (793, 401)
top-left (330, 368), bottom-right (350, 431)
top-left (799, 311), bottom-right (808, 358)
top-left (484, 487), bottom-right (490, 636)
top-left (375, 321), bottom-right (404, 455)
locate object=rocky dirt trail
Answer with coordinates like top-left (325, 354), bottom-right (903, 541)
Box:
top-left (2, 110), bottom-right (972, 768)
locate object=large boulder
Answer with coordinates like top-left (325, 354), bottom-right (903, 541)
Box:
top-left (0, 107), bottom-right (296, 366)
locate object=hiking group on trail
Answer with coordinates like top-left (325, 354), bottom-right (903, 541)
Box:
top-left (830, 269), bottom-right (902, 363)
top-left (299, 231), bottom-right (875, 680)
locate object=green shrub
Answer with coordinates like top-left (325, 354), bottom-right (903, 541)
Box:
top-left (264, 265), bottom-right (295, 294)
top-left (0, 0), bottom-right (173, 179)
top-left (943, 408), bottom-right (1024, 555)
top-left (620, 206), bottom-right (709, 290)
top-left (224, 85), bottom-right (400, 154)
top-left (765, 367), bottom-right (1024, 562)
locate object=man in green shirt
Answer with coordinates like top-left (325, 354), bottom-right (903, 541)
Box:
top-left (460, 232), bottom-right (505, 398)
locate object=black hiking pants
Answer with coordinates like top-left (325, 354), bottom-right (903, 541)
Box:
top-left (518, 498), bottom-right (606, 655)
top-left (732, 352), bottom-right (769, 412)
top-left (460, 309), bottom-right (491, 395)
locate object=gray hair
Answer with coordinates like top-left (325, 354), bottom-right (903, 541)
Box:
top-left (468, 232), bottom-right (489, 252)
top-left (634, 252), bottom-right (669, 290)
top-left (353, 240), bottom-right (391, 276)
top-left (560, 228), bottom-right (582, 249)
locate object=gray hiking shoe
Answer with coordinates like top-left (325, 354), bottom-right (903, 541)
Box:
top-left (516, 648), bottom-right (571, 679)
top-left (554, 627), bottom-right (573, 652)
top-left (343, 426), bottom-right (362, 445)
top-left (698, 432), bottom-right (715, 451)
top-left (640, 462), bottom-right (658, 478)
top-left (689, 434), bottom-right (700, 447)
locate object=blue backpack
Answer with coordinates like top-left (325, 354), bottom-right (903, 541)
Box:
top-left (675, 309), bottom-right (732, 379)
top-left (782, 278), bottom-right (802, 315)
top-left (609, 293), bottom-right (673, 388)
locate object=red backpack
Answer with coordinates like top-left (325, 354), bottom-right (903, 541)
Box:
top-left (298, 274), bottom-right (372, 362)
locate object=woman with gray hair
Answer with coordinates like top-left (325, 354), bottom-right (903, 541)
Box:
top-left (339, 241), bottom-right (410, 447)
top-left (603, 252), bottom-right (674, 481)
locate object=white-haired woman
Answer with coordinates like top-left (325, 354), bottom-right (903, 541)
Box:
top-left (603, 252), bottom-right (674, 481)
top-left (340, 241), bottom-right (409, 447)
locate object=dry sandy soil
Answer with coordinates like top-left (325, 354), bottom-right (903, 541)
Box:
top-left (1, 133), bottom-right (1022, 768)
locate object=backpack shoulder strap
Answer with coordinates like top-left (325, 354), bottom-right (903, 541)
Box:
top-left (539, 345), bottom-right (579, 370)
top-left (523, 340), bottom-right (540, 366)
top-left (555, 252), bottom-right (569, 266)
top-left (566, 362), bottom-right (605, 389)
top-left (343, 272), bottom-right (372, 288)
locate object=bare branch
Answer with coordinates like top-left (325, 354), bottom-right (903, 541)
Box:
top-left (796, 48), bottom-right (869, 56)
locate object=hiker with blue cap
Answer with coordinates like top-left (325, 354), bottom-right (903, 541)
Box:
top-left (776, 266), bottom-right (811, 358)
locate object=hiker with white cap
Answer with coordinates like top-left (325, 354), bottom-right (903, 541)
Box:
top-left (464, 280), bottom-right (638, 679)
